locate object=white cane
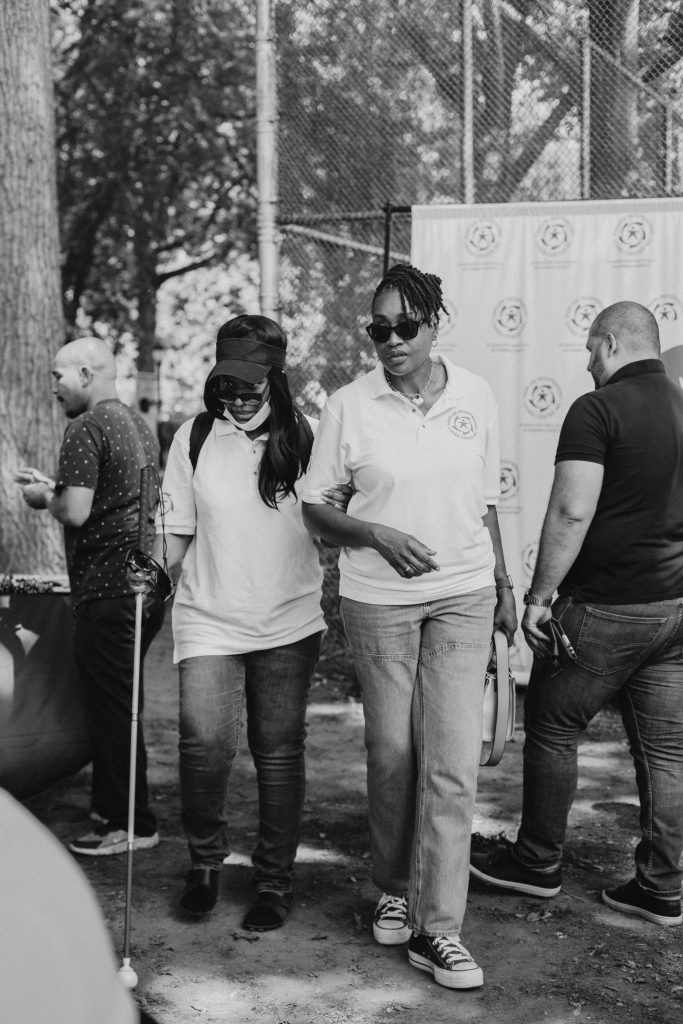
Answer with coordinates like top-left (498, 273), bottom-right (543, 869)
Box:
top-left (118, 465), bottom-right (154, 990)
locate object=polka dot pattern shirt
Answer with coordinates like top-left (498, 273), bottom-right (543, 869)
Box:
top-left (56, 400), bottom-right (159, 607)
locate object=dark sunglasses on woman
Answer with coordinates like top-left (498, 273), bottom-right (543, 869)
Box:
top-left (365, 318), bottom-right (429, 345)
top-left (213, 380), bottom-right (268, 406)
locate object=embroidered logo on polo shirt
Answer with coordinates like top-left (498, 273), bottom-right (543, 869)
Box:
top-left (448, 410), bottom-right (477, 439)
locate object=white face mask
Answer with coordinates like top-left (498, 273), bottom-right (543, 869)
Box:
top-left (221, 400), bottom-right (271, 431)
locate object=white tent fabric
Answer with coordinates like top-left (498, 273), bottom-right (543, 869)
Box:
top-left (411, 197), bottom-right (683, 676)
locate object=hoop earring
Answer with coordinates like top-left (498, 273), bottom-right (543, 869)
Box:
top-left (431, 335), bottom-right (438, 348)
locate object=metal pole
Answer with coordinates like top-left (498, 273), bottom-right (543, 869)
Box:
top-left (664, 101), bottom-right (673, 195)
top-left (581, 21), bottom-right (591, 200)
top-left (256, 0), bottom-right (279, 320)
top-left (462, 0), bottom-right (474, 204)
top-left (383, 202), bottom-right (392, 276)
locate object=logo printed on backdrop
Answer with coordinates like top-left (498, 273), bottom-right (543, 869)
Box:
top-left (438, 298), bottom-right (458, 341)
top-left (465, 220), bottom-right (502, 258)
top-left (500, 460), bottom-right (519, 500)
top-left (498, 460), bottom-right (521, 514)
top-left (566, 297), bottom-right (601, 336)
top-left (523, 378), bottom-right (562, 419)
top-left (493, 298), bottom-right (527, 338)
top-left (650, 295), bottom-right (682, 326)
top-left (614, 214), bottom-right (653, 256)
top-left (535, 218), bottom-right (574, 256)
top-left (447, 410), bottom-right (477, 439)
top-left (522, 542), bottom-right (539, 580)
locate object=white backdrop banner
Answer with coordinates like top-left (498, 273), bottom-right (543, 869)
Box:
top-left (411, 197), bottom-right (683, 676)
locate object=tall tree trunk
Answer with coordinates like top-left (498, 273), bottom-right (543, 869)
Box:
top-left (589, 0), bottom-right (641, 197)
top-left (134, 226), bottom-right (160, 433)
top-left (0, 0), bottom-right (66, 573)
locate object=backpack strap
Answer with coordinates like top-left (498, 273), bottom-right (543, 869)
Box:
top-left (188, 411), bottom-right (214, 473)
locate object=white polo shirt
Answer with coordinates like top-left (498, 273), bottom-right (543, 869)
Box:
top-left (302, 356), bottom-right (500, 605)
top-left (159, 416), bottom-right (325, 661)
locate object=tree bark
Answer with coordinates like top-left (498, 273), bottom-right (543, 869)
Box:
top-left (0, 0), bottom-right (66, 572)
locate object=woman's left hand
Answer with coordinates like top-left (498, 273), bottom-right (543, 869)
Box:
top-left (493, 588), bottom-right (518, 644)
top-left (321, 482), bottom-right (354, 512)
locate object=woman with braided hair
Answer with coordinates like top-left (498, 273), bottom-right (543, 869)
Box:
top-left (302, 263), bottom-right (517, 990)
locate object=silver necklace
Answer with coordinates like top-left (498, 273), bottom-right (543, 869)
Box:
top-left (384, 362), bottom-right (434, 407)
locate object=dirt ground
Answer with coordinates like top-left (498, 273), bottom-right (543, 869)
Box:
top-left (26, 613), bottom-right (683, 1024)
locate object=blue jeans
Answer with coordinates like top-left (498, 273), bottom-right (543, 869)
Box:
top-left (515, 594), bottom-right (683, 898)
top-left (342, 589), bottom-right (495, 938)
top-left (178, 632), bottom-right (321, 894)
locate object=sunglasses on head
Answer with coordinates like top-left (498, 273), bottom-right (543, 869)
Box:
top-left (365, 317), bottom-right (430, 345)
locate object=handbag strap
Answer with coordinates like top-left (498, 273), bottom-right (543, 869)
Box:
top-left (482, 628), bottom-right (510, 767)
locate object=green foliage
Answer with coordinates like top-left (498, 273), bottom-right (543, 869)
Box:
top-left (52, 0), bottom-right (257, 347)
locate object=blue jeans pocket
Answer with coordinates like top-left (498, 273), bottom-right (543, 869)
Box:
top-left (560, 601), bottom-right (667, 676)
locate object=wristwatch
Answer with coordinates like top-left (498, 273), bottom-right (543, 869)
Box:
top-left (495, 574), bottom-right (514, 591)
top-left (523, 590), bottom-right (552, 607)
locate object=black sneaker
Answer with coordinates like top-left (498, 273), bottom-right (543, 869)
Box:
top-left (179, 866), bottom-right (220, 917)
top-left (372, 892), bottom-right (410, 945)
top-left (601, 878), bottom-right (682, 927)
top-left (408, 932), bottom-right (483, 989)
top-left (470, 842), bottom-right (561, 897)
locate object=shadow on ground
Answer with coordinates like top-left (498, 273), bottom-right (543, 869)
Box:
top-left (25, 615), bottom-right (683, 1024)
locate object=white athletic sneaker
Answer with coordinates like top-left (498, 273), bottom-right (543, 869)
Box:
top-left (69, 825), bottom-right (159, 857)
top-left (372, 892), bottom-right (410, 945)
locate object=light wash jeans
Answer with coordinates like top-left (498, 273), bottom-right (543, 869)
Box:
top-left (178, 632), bottom-right (321, 895)
top-left (515, 594), bottom-right (683, 898)
top-left (342, 588), bottom-right (495, 938)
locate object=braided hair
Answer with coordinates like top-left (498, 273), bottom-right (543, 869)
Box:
top-left (372, 263), bottom-right (448, 324)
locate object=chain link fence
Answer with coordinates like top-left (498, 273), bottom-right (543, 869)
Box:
top-left (277, 0), bottom-right (683, 400)
top-left (274, 0), bottom-right (683, 661)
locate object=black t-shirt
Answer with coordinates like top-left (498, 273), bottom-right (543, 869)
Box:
top-left (55, 400), bottom-right (159, 607)
top-left (556, 359), bottom-right (683, 603)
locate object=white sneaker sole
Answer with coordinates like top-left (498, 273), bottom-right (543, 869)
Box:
top-left (69, 833), bottom-right (160, 857)
top-left (372, 922), bottom-right (411, 945)
top-left (408, 950), bottom-right (484, 989)
top-left (601, 890), bottom-right (682, 927)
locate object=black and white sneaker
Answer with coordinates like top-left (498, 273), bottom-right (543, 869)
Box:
top-left (372, 892), bottom-right (410, 945)
top-left (470, 842), bottom-right (561, 898)
top-left (408, 932), bottom-right (483, 989)
top-left (602, 878), bottom-right (682, 927)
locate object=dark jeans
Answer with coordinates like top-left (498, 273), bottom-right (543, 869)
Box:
top-left (515, 594), bottom-right (683, 898)
top-left (177, 632), bottom-right (321, 894)
top-left (73, 594), bottom-right (165, 835)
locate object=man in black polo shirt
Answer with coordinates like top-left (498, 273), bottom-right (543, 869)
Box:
top-left (16, 337), bottom-right (164, 855)
top-left (471, 301), bottom-right (683, 927)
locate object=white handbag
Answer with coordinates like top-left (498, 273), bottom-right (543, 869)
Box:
top-left (480, 628), bottom-right (516, 767)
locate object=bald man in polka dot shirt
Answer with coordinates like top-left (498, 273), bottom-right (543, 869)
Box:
top-left (16, 337), bottom-right (165, 856)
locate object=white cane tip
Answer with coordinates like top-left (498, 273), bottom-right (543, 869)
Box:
top-left (118, 962), bottom-right (138, 989)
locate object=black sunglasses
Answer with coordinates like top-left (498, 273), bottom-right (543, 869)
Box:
top-left (125, 548), bottom-right (174, 602)
top-left (365, 318), bottom-right (429, 345)
top-left (214, 381), bottom-right (268, 406)
top-left (541, 617), bottom-right (577, 672)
